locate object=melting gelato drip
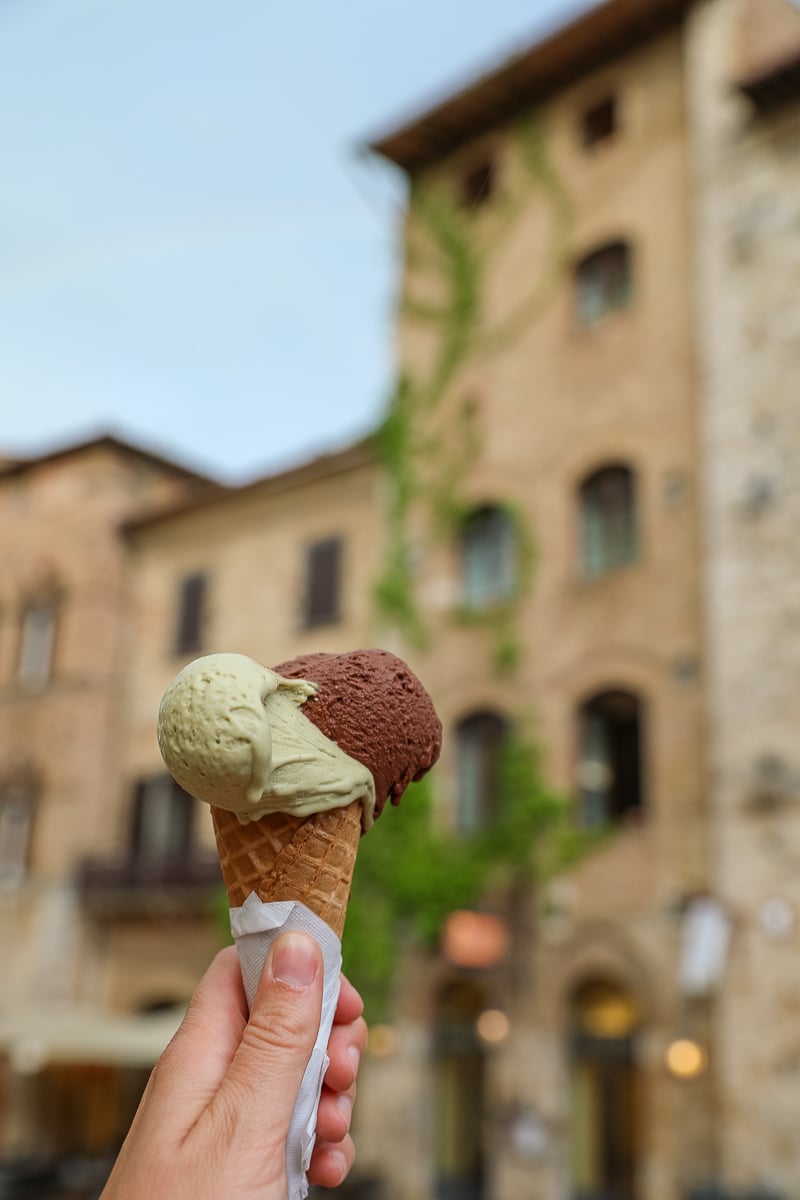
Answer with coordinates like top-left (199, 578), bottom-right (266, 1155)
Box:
top-left (157, 653), bottom-right (377, 825)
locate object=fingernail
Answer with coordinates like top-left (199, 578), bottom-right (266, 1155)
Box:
top-left (347, 1046), bottom-right (361, 1076)
top-left (329, 1149), bottom-right (347, 1184)
top-left (271, 933), bottom-right (319, 989)
top-left (336, 1093), bottom-right (353, 1124)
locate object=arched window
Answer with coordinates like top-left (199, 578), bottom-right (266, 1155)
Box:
top-left (575, 241), bottom-right (632, 325)
top-left (568, 979), bottom-right (641, 1200)
top-left (579, 465), bottom-right (638, 577)
top-left (455, 711), bottom-right (508, 834)
top-left (433, 980), bottom-right (487, 1200)
top-left (577, 691), bottom-right (644, 826)
top-left (18, 595), bottom-right (59, 687)
top-left (460, 505), bottom-right (516, 610)
top-left (0, 779), bottom-right (36, 890)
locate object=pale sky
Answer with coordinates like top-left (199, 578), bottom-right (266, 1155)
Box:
top-left (1, 0), bottom-right (591, 481)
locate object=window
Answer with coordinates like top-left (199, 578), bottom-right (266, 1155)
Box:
top-left (303, 537), bottom-right (342, 627)
top-left (455, 711), bottom-right (508, 834)
top-left (18, 598), bottom-right (57, 687)
top-left (581, 96), bottom-right (617, 148)
top-left (131, 774), bottom-right (194, 872)
top-left (0, 783), bottom-right (35, 889)
top-left (460, 506), bottom-right (516, 610)
top-left (575, 241), bottom-right (632, 325)
top-left (579, 465), bottom-right (638, 577)
top-left (577, 691), bottom-right (643, 827)
top-left (568, 980), bottom-right (640, 1200)
top-left (460, 158), bottom-right (496, 211)
top-left (173, 572), bottom-right (207, 655)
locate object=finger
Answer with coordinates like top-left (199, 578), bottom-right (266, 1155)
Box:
top-left (144, 947), bottom-right (247, 1135)
top-left (307, 1133), bottom-right (355, 1189)
top-left (333, 974), bottom-right (364, 1026)
top-left (324, 1015), bottom-right (367, 1094)
top-left (316, 1082), bottom-right (356, 1145)
top-left (208, 932), bottom-right (323, 1151)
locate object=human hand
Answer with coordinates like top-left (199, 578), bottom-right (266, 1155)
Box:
top-left (101, 934), bottom-right (366, 1199)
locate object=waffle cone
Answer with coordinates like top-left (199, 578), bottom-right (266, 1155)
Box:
top-left (211, 799), bottom-right (362, 939)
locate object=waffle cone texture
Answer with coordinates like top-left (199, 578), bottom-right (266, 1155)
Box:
top-left (213, 649), bottom-right (442, 938)
top-left (212, 800), bottom-right (362, 939)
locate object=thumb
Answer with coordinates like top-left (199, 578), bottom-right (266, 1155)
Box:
top-left (213, 932), bottom-right (323, 1150)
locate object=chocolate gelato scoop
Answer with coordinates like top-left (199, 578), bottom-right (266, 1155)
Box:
top-left (274, 648), bottom-right (442, 820)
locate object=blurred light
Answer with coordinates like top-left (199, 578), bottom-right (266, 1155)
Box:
top-left (509, 1107), bottom-right (548, 1160)
top-left (442, 909), bottom-right (508, 969)
top-left (665, 1038), bottom-right (707, 1080)
top-left (759, 895), bottom-right (794, 940)
top-left (578, 990), bottom-right (638, 1038)
top-left (368, 1024), bottom-right (396, 1058)
top-left (476, 1008), bottom-right (509, 1044)
top-left (11, 1037), bottom-right (48, 1075)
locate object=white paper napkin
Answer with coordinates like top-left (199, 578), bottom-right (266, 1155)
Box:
top-left (229, 895), bottom-right (342, 1200)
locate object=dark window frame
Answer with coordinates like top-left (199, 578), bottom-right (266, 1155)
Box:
top-left (173, 572), bottom-right (207, 655)
top-left (577, 690), bottom-right (644, 827)
top-left (459, 505), bottom-right (517, 611)
top-left (460, 157), bottom-right (496, 212)
top-left (455, 710), bottom-right (508, 834)
top-left (302, 536), bottom-right (343, 628)
top-left (579, 464), bottom-right (638, 578)
top-left (0, 779), bottom-right (37, 888)
top-left (130, 773), bottom-right (195, 869)
top-left (581, 95), bottom-right (618, 148)
top-left (575, 240), bottom-right (632, 326)
top-left (17, 594), bottom-right (59, 687)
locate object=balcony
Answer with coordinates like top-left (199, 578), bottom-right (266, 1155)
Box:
top-left (77, 852), bottom-right (222, 918)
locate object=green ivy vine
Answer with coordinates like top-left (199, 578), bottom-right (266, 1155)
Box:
top-left (373, 110), bottom-right (574, 670)
top-left (342, 729), bottom-right (599, 1019)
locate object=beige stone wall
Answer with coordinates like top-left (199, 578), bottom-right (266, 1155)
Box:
top-left (0, 444), bottom-right (203, 1031)
top-left (123, 450), bottom-right (385, 852)
top-left (688, 0), bottom-right (800, 1191)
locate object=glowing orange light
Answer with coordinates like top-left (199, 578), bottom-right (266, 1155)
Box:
top-left (476, 1009), bottom-right (510, 1044)
top-left (665, 1038), bottom-right (707, 1080)
top-left (442, 910), bottom-right (509, 969)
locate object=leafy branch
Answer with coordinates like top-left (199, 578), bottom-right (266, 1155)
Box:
top-left (342, 731), bottom-right (597, 1019)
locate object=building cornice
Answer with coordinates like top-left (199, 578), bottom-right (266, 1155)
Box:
top-left (367, 0), bottom-right (693, 173)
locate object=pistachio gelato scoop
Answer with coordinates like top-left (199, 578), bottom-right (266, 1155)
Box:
top-left (157, 652), bottom-right (376, 825)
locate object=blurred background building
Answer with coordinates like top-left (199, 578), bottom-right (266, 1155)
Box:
top-left (2, 0), bottom-right (800, 1197)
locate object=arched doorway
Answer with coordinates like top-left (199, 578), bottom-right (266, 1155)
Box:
top-left (568, 979), bottom-right (641, 1200)
top-left (433, 980), bottom-right (487, 1200)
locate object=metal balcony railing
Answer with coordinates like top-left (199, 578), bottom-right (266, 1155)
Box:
top-left (77, 852), bottom-right (222, 916)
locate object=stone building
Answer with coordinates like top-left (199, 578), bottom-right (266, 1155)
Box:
top-left (1, 1), bottom-right (800, 1198)
top-left (687, 0), bottom-right (800, 1191)
top-left (0, 436), bottom-right (216, 1178)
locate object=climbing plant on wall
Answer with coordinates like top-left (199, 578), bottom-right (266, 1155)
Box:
top-left (373, 110), bottom-right (574, 670)
top-left (343, 725), bottom-right (594, 1019)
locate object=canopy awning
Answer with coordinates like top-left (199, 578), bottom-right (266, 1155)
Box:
top-left (0, 1004), bottom-right (186, 1072)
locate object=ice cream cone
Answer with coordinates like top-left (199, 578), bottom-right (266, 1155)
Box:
top-left (211, 798), bottom-right (362, 939)
top-left (159, 647), bottom-right (441, 941)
